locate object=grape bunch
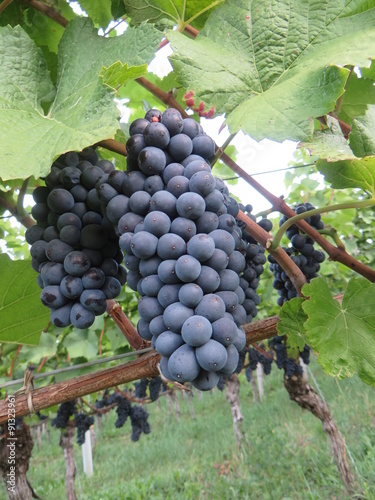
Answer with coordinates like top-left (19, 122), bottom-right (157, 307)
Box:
top-left (74, 412), bottom-right (94, 445)
top-left (115, 394), bottom-right (132, 428)
top-left (130, 405), bottom-right (151, 442)
top-left (97, 107), bottom-right (250, 391)
top-left (27, 148), bottom-right (126, 329)
top-left (268, 202), bottom-right (326, 305)
top-left (95, 390), bottom-right (151, 440)
top-left (236, 204), bottom-right (268, 324)
top-left (51, 400), bottom-right (76, 428)
top-left (134, 378), bottom-right (149, 398)
top-left (134, 377), bottom-right (163, 401)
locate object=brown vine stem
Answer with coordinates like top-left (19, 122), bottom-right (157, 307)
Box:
top-left (0, 351), bottom-right (160, 424)
top-left (183, 24), bottom-right (199, 38)
top-left (0, 0), bottom-right (14, 14)
top-left (236, 210), bottom-right (307, 296)
top-left (96, 139), bottom-right (127, 156)
top-left (106, 300), bottom-right (146, 350)
top-left (27, 0), bottom-right (68, 27)
top-left (0, 288), bottom-right (349, 419)
top-left (220, 151), bottom-right (375, 282)
top-left (0, 194), bottom-right (35, 228)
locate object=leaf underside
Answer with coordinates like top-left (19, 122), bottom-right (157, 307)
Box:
top-left (0, 255), bottom-right (49, 345)
top-left (302, 277), bottom-right (375, 386)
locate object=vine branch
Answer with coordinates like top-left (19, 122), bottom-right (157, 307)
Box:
top-left (0, 193), bottom-right (35, 228)
top-left (0, 351), bottom-right (160, 424)
top-left (271, 198), bottom-right (375, 250)
top-left (236, 211), bottom-right (307, 296)
top-left (27, 0), bottom-right (68, 27)
top-left (0, 0), bottom-right (13, 14)
top-left (106, 300), bottom-right (147, 350)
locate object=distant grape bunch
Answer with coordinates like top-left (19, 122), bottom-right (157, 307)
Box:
top-left (27, 148), bottom-right (126, 329)
top-left (266, 202), bottom-right (321, 376)
top-left (268, 202), bottom-right (326, 305)
top-left (95, 391), bottom-right (151, 441)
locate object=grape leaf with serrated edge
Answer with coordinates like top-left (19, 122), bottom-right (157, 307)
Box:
top-left (100, 62), bottom-right (148, 88)
top-left (302, 277), bottom-right (375, 385)
top-left (277, 298), bottom-right (308, 351)
top-left (0, 18), bottom-right (161, 181)
top-left (316, 156), bottom-right (375, 195)
top-left (338, 71), bottom-right (375, 124)
top-left (169, 0), bottom-right (375, 142)
top-left (299, 116), bottom-right (356, 161)
top-left (77, 0), bottom-right (113, 29)
top-left (349, 106), bottom-right (375, 157)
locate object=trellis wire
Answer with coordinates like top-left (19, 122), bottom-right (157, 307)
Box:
top-left (0, 347), bottom-right (153, 390)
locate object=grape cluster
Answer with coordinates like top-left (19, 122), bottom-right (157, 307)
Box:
top-left (236, 346), bottom-right (272, 375)
top-left (268, 337), bottom-right (311, 377)
top-left (134, 378), bottom-right (149, 398)
top-left (97, 108), bottom-right (251, 391)
top-left (51, 400), bottom-right (76, 428)
top-left (130, 405), bottom-right (151, 442)
top-left (134, 377), bottom-right (163, 401)
top-left (268, 202), bottom-right (325, 305)
top-left (74, 412), bottom-right (94, 445)
top-left (236, 204), bottom-right (268, 323)
top-left (115, 395), bottom-right (132, 428)
top-left (95, 390), bottom-right (150, 440)
top-left (27, 148), bottom-right (126, 329)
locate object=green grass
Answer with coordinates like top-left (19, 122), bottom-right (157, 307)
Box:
top-left (3, 360), bottom-right (375, 500)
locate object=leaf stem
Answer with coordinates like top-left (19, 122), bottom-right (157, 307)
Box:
top-left (27, 0), bottom-right (68, 27)
top-left (210, 132), bottom-right (237, 167)
top-left (236, 211), bottom-right (307, 297)
top-left (317, 226), bottom-right (346, 250)
top-left (254, 206), bottom-right (278, 219)
top-left (106, 300), bottom-right (147, 350)
top-left (270, 198), bottom-right (375, 250)
top-left (0, 192), bottom-right (35, 228)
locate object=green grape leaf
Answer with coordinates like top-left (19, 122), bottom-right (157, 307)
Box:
top-left (0, 255), bottom-right (50, 345)
top-left (111, 0), bottom-right (127, 19)
top-left (302, 277), bottom-right (375, 385)
top-left (123, 0), bottom-right (224, 30)
top-left (338, 71), bottom-right (375, 123)
top-left (361, 60), bottom-right (375, 80)
top-left (100, 62), bottom-right (148, 88)
top-left (63, 329), bottom-right (98, 360)
top-left (169, 0), bottom-right (375, 142)
top-left (316, 156), bottom-right (375, 195)
top-left (277, 298), bottom-right (308, 351)
top-left (0, 0), bottom-right (24, 27)
top-left (299, 116), bottom-right (356, 161)
top-left (105, 323), bottom-right (129, 350)
top-left (20, 332), bottom-right (57, 364)
top-left (349, 106), bottom-right (375, 157)
top-left (22, 7), bottom-right (66, 54)
top-left (77, 0), bottom-right (113, 28)
top-left (0, 19), bottom-right (161, 181)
